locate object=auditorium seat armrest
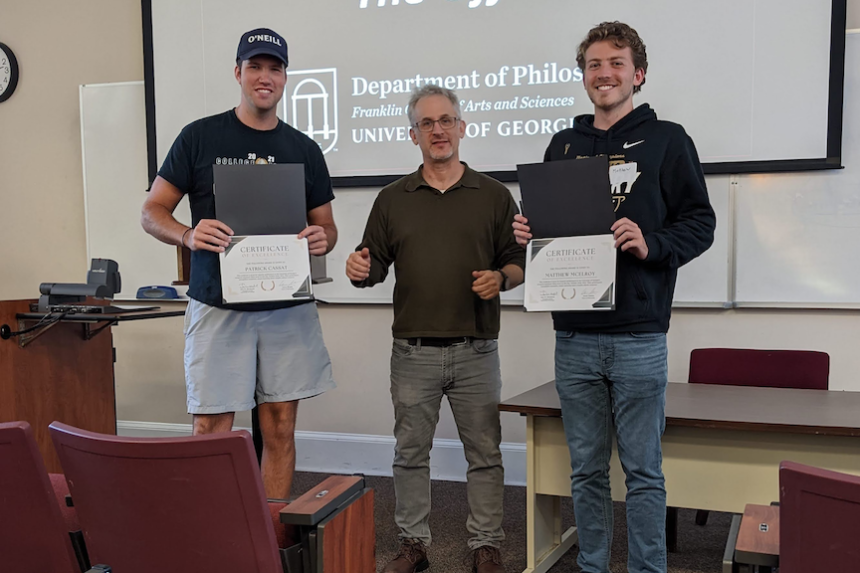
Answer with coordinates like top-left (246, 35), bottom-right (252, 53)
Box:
top-left (279, 475), bottom-right (364, 526)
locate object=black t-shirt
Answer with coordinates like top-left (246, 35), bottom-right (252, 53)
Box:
top-left (158, 109), bottom-right (335, 310)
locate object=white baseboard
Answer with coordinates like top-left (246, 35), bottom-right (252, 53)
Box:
top-left (117, 420), bottom-right (527, 486)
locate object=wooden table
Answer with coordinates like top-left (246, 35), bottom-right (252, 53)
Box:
top-left (499, 382), bottom-right (860, 573)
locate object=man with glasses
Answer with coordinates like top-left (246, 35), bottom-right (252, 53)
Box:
top-left (346, 84), bottom-right (524, 573)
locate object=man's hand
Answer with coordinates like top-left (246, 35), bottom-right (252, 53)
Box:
top-left (187, 219), bottom-right (234, 252)
top-left (346, 248), bottom-right (371, 281)
top-left (298, 225), bottom-right (328, 256)
top-left (472, 270), bottom-right (503, 300)
top-left (612, 217), bottom-right (649, 260)
top-left (513, 214), bottom-right (531, 247)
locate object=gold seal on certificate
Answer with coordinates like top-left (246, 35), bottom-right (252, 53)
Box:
top-left (219, 235), bottom-right (312, 304)
top-left (524, 235), bottom-right (616, 312)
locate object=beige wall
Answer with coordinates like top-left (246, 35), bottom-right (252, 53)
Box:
top-left (0, 1), bottom-right (144, 294)
top-left (2, 1), bottom-right (860, 444)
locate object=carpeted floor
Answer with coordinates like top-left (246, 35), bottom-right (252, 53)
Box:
top-left (292, 472), bottom-right (733, 573)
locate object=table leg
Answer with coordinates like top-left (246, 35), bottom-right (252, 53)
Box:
top-left (666, 506), bottom-right (679, 553)
top-left (722, 514), bottom-right (742, 573)
top-left (525, 415), bottom-right (578, 573)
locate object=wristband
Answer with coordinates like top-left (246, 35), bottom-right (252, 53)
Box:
top-left (496, 269), bottom-right (509, 292)
top-left (181, 227), bottom-right (192, 248)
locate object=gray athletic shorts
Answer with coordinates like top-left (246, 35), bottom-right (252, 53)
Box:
top-left (183, 299), bottom-right (336, 414)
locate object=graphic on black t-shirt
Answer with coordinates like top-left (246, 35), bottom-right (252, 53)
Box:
top-left (216, 152), bottom-right (278, 165)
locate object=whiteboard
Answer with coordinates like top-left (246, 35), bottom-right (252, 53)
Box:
top-left (674, 175), bottom-right (731, 307)
top-left (80, 82), bottom-right (190, 299)
top-left (734, 32), bottom-right (860, 307)
top-left (314, 176), bottom-right (731, 306)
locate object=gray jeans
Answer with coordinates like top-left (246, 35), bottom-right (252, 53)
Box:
top-left (390, 337), bottom-right (505, 550)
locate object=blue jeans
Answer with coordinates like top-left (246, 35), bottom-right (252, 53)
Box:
top-left (555, 331), bottom-right (668, 573)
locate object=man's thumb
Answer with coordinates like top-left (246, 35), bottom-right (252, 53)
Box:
top-left (361, 247), bottom-right (370, 259)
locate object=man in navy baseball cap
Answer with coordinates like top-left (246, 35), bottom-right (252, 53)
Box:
top-left (237, 27), bottom-right (289, 67)
top-left (142, 21), bottom-right (339, 504)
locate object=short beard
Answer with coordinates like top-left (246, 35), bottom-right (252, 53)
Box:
top-left (428, 147), bottom-right (455, 161)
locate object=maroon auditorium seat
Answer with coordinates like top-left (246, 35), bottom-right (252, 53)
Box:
top-left (780, 461), bottom-right (860, 573)
top-left (0, 421), bottom-right (83, 573)
top-left (49, 422), bottom-right (298, 573)
top-left (688, 348), bottom-right (829, 390)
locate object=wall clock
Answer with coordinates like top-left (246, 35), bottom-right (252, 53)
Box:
top-left (0, 42), bottom-right (20, 103)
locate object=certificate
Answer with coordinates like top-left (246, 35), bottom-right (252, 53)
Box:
top-left (524, 235), bottom-right (616, 312)
top-left (219, 235), bottom-right (312, 304)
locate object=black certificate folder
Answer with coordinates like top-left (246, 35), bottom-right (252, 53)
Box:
top-left (213, 163), bottom-right (307, 235)
top-left (517, 156), bottom-right (614, 239)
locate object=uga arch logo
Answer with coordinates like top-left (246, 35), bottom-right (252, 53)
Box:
top-left (284, 68), bottom-right (339, 155)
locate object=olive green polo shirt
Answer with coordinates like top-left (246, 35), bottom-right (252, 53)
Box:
top-left (353, 164), bottom-right (525, 339)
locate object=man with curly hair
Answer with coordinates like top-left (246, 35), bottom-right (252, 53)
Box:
top-left (514, 22), bottom-right (716, 573)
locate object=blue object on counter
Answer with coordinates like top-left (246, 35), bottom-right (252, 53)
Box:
top-left (136, 285), bottom-right (180, 300)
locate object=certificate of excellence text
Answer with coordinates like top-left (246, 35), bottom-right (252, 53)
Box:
top-left (219, 235), bottom-right (312, 304)
top-left (524, 235), bottom-right (616, 312)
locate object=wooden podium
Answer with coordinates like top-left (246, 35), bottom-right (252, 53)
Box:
top-left (0, 299), bottom-right (183, 472)
top-left (0, 300), bottom-right (115, 472)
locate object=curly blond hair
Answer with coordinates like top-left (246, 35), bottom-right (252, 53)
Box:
top-left (576, 22), bottom-right (648, 93)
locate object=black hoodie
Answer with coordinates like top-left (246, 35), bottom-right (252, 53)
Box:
top-left (543, 103), bottom-right (716, 333)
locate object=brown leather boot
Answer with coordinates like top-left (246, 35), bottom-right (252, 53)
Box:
top-left (382, 539), bottom-right (429, 573)
top-left (472, 545), bottom-right (505, 573)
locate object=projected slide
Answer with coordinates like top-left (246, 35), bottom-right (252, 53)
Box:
top-left (150, 0), bottom-right (837, 178)
top-left (288, 63), bottom-right (583, 170)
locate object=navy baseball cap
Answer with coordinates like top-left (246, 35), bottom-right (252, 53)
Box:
top-left (237, 28), bottom-right (288, 67)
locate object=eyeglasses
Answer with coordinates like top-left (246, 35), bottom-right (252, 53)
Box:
top-left (412, 116), bottom-right (460, 132)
